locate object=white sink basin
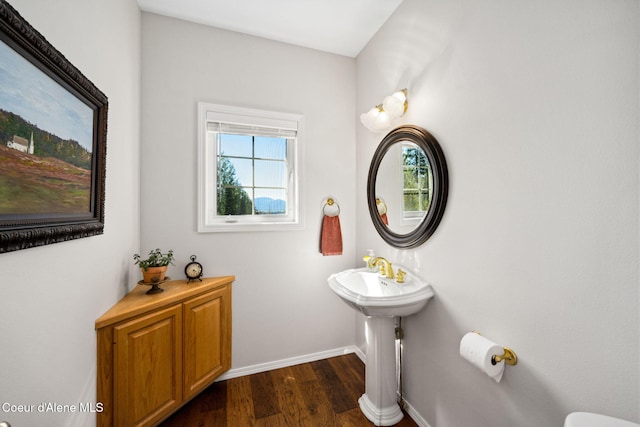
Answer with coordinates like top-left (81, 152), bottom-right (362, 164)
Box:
top-left (328, 267), bottom-right (434, 317)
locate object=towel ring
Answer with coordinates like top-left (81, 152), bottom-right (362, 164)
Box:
top-left (376, 198), bottom-right (387, 214)
top-left (323, 198), bottom-right (340, 216)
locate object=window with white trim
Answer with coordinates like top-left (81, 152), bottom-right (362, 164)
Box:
top-left (402, 142), bottom-right (432, 222)
top-left (198, 103), bottom-right (304, 232)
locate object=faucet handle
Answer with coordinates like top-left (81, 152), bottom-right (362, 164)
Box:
top-left (363, 255), bottom-right (375, 269)
top-left (396, 269), bottom-right (406, 283)
top-left (363, 250), bottom-right (376, 266)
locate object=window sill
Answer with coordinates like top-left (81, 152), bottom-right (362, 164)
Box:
top-left (197, 219), bottom-right (304, 233)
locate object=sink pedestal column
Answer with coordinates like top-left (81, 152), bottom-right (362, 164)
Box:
top-left (359, 316), bottom-right (403, 426)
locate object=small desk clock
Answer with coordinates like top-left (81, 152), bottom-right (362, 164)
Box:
top-left (184, 255), bottom-right (203, 282)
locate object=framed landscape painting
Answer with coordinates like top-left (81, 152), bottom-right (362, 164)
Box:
top-left (0, 1), bottom-right (108, 253)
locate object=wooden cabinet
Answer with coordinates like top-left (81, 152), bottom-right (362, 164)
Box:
top-left (182, 287), bottom-right (231, 400)
top-left (96, 276), bottom-right (233, 427)
top-left (113, 305), bottom-right (183, 426)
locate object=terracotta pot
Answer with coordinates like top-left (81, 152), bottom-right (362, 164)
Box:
top-left (141, 266), bottom-right (167, 283)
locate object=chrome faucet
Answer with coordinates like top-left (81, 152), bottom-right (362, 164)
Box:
top-left (369, 257), bottom-right (395, 279)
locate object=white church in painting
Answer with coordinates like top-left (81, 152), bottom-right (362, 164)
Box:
top-left (6, 132), bottom-right (34, 154)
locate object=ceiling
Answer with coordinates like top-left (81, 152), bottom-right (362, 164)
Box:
top-left (136, 0), bottom-right (403, 58)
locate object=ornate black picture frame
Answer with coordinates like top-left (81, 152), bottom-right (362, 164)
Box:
top-left (0, 1), bottom-right (108, 253)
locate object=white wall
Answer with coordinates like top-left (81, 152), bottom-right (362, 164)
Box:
top-left (140, 13), bottom-right (357, 370)
top-left (0, 1), bottom-right (141, 426)
top-left (357, 0), bottom-right (639, 426)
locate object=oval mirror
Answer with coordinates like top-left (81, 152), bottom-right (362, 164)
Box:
top-left (367, 125), bottom-right (448, 248)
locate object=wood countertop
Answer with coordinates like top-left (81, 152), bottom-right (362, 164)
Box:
top-left (95, 276), bottom-right (235, 329)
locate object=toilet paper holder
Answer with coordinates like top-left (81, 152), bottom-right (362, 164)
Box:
top-left (492, 347), bottom-right (518, 366)
top-left (473, 331), bottom-right (518, 366)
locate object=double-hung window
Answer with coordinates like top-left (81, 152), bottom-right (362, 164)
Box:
top-left (402, 142), bottom-right (432, 222)
top-left (198, 103), bottom-right (304, 232)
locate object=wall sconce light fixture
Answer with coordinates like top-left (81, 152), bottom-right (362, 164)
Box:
top-left (360, 89), bottom-right (408, 132)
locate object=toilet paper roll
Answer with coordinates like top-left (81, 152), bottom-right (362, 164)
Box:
top-left (459, 332), bottom-right (505, 383)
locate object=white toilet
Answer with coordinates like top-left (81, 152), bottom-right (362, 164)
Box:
top-left (565, 412), bottom-right (640, 427)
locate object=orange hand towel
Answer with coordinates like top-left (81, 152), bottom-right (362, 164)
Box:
top-left (320, 215), bottom-right (343, 256)
top-left (380, 213), bottom-right (389, 225)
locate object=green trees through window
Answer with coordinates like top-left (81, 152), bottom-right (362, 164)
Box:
top-left (403, 144), bottom-right (432, 216)
top-left (216, 156), bottom-right (253, 215)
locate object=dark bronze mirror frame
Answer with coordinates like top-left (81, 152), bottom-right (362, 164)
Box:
top-left (0, 1), bottom-right (108, 253)
top-left (367, 125), bottom-right (448, 249)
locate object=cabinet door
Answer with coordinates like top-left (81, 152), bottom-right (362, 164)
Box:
top-left (183, 285), bottom-right (231, 400)
top-left (114, 304), bottom-right (183, 427)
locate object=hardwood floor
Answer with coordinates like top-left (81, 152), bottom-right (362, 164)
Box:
top-left (159, 353), bottom-right (418, 427)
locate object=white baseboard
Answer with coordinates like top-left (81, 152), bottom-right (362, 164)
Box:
top-left (402, 398), bottom-right (432, 427)
top-left (216, 345), bottom-right (364, 381)
top-left (352, 345), bottom-right (366, 363)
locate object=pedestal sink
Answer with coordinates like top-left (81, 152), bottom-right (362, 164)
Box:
top-left (328, 267), bottom-right (434, 426)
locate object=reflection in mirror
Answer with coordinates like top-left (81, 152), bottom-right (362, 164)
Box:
top-left (375, 142), bottom-right (433, 234)
top-left (402, 143), bottom-right (432, 220)
top-left (375, 198), bottom-right (389, 225)
top-left (367, 125), bottom-right (448, 249)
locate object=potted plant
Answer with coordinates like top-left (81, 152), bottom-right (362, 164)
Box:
top-left (133, 248), bottom-right (175, 283)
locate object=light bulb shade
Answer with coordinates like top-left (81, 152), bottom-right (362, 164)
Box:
top-left (361, 89), bottom-right (408, 132)
top-left (360, 105), bottom-right (391, 132)
top-left (360, 106), bottom-right (379, 131)
top-left (374, 110), bottom-right (391, 131)
top-left (382, 89), bottom-right (408, 118)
